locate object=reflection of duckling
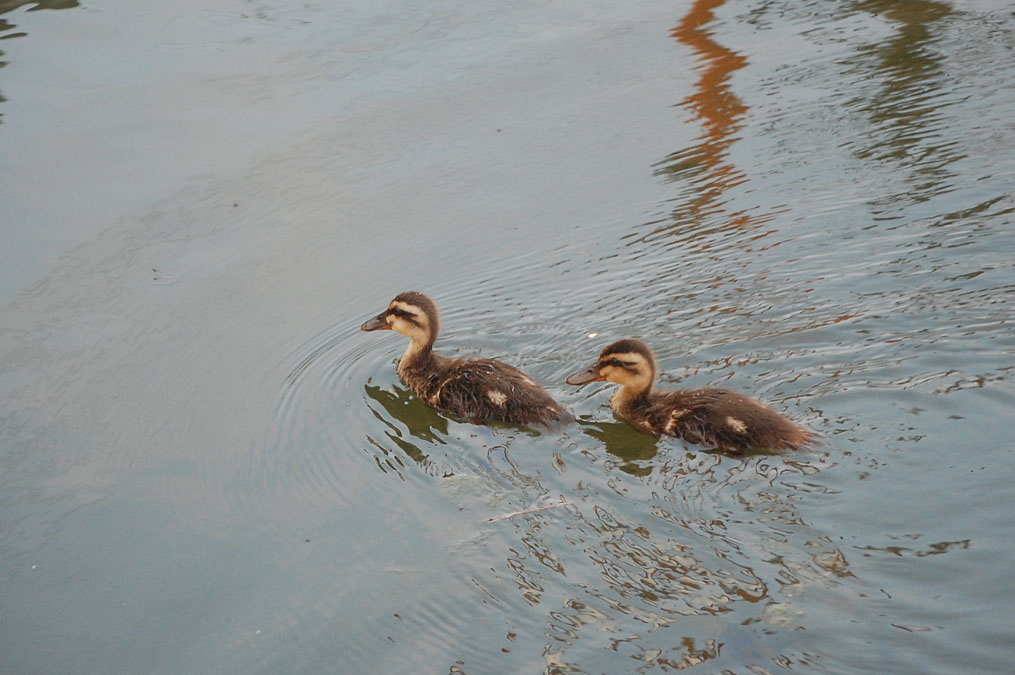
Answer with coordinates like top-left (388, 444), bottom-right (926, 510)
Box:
top-left (566, 339), bottom-right (812, 452)
top-left (361, 292), bottom-right (570, 426)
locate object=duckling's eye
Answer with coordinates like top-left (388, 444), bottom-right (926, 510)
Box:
top-left (605, 358), bottom-right (622, 367)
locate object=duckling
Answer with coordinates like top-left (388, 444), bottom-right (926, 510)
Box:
top-left (361, 292), bottom-right (570, 426)
top-left (566, 339), bottom-right (812, 452)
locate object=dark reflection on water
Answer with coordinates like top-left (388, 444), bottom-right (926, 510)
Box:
top-left (577, 419), bottom-right (659, 476)
top-left (857, 536), bottom-right (970, 558)
top-left (364, 382), bottom-right (450, 476)
top-left (0, 0), bottom-right (77, 10)
top-left (364, 382), bottom-right (449, 443)
top-left (0, 2), bottom-right (79, 120)
top-left (0, 0), bottom-right (77, 32)
top-left (1, 1), bottom-right (80, 123)
top-left (848, 0), bottom-right (959, 207)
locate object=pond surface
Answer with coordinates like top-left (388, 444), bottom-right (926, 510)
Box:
top-left (2, 0), bottom-right (1013, 672)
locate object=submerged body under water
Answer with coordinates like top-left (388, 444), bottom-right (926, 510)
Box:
top-left (1, 0), bottom-right (1013, 672)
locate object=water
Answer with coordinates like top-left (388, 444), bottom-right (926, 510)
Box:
top-left (2, 0), bottom-right (1013, 672)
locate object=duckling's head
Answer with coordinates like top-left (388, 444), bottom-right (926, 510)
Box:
top-left (566, 338), bottom-right (657, 394)
top-left (361, 291), bottom-right (440, 347)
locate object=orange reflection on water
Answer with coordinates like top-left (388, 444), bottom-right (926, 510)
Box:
top-left (658, 0), bottom-right (751, 224)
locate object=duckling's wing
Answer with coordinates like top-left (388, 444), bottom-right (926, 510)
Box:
top-left (648, 389), bottom-right (728, 440)
top-left (658, 389), bottom-right (810, 450)
top-left (435, 358), bottom-right (568, 425)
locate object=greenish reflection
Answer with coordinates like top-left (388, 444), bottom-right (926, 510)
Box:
top-left (853, 0), bottom-right (951, 90)
top-left (364, 383), bottom-right (448, 442)
top-left (578, 419), bottom-right (659, 476)
top-left (849, 0), bottom-right (957, 196)
top-left (0, 0), bottom-right (79, 37)
top-left (0, 0), bottom-right (78, 11)
top-left (1, 0), bottom-right (81, 124)
top-left (364, 383), bottom-right (448, 473)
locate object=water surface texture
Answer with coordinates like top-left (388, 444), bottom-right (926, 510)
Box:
top-left (2, 0), bottom-right (1014, 672)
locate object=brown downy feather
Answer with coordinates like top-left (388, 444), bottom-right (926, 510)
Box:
top-left (399, 350), bottom-right (570, 426)
top-left (616, 388), bottom-right (812, 452)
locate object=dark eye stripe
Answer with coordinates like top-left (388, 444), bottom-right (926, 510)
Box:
top-left (601, 358), bottom-right (641, 371)
top-left (389, 308), bottom-right (424, 326)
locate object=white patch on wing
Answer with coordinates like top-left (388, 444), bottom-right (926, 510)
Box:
top-left (486, 390), bottom-right (508, 406)
top-left (726, 416), bottom-right (748, 434)
top-left (665, 408), bottom-right (689, 434)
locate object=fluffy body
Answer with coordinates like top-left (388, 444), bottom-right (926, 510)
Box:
top-left (362, 292), bottom-right (569, 426)
top-left (397, 350), bottom-right (568, 425)
top-left (610, 387), bottom-right (812, 451)
top-left (567, 338), bottom-right (812, 452)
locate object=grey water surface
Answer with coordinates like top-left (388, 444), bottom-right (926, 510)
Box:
top-left (2, 0), bottom-right (1013, 673)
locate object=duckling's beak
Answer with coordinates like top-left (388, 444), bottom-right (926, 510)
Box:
top-left (565, 364), bottom-right (604, 385)
top-left (360, 311), bottom-right (391, 331)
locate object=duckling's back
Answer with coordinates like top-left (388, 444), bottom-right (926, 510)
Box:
top-left (646, 388), bottom-right (812, 451)
top-left (405, 355), bottom-right (570, 427)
